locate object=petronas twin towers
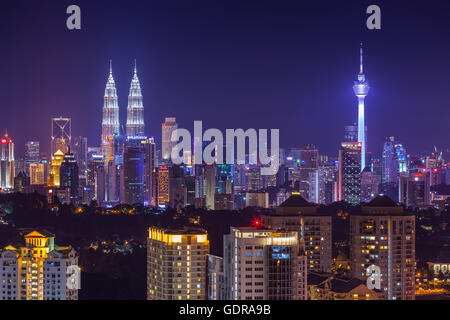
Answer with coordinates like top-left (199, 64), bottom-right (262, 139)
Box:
top-left (101, 60), bottom-right (145, 155)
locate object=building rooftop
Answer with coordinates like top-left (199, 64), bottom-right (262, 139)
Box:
top-left (279, 195), bottom-right (314, 207)
top-left (20, 229), bottom-right (55, 238)
top-left (365, 195), bottom-right (398, 207)
top-left (150, 225), bottom-right (207, 235)
top-left (308, 272), bottom-right (369, 293)
top-left (429, 249), bottom-right (450, 263)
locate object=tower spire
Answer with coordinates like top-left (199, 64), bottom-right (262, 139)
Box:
top-left (353, 43), bottom-right (370, 172)
top-left (109, 60), bottom-right (112, 74)
top-left (126, 59), bottom-right (144, 137)
top-left (359, 43), bottom-right (364, 75)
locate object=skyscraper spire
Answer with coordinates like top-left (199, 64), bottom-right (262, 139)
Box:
top-left (353, 44), bottom-right (370, 171)
top-left (359, 43), bottom-right (364, 75)
top-left (101, 61), bottom-right (120, 155)
top-left (126, 61), bottom-right (145, 137)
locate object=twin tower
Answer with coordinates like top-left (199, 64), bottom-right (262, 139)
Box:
top-left (101, 60), bottom-right (145, 154)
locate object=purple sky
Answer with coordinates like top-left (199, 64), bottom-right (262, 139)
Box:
top-left (1, 0), bottom-right (450, 159)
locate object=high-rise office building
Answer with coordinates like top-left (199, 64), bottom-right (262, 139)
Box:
top-left (29, 163), bottom-right (45, 185)
top-left (123, 137), bottom-right (145, 205)
top-left (126, 62), bottom-right (145, 137)
top-left (101, 61), bottom-right (120, 157)
top-left (24, 141), bottom-right (40, 174)
top-left (147, 226), bottom-right (209, 300)
top-left (352, 45), bottom-right (370, 171)
top-left (382, 137), bottom-right (398, 185)
top-left (0, 230), bottom-right (79, 300)
top-left (142, 137), bottom-right (156, 206)
top-left (161, 117), bottom-right (177, 161)
top-left (60, 150), bottom-right (79, 203)
top-left (73, 136), bottom-right (88, 174)
top-left (169, 165), bottom-right (187, 211)
top-left (51, 117), bottom-right (71, 155)
top-left (156, 166), bottom-right (170, 206)
top-left (47, 150), bottom-right (65, 187)
top-left (0, 132), bottom-right (14, 190)
top-left (350, 196), bottom-right (415, 300)
top-left (361, 167), bottom-right (381, 203)
top-left (245, 191), bottom-right (269, 208)
top-left (262, 195), bottom-right (332, 273)
top-left (204, 165), bottom-right (216, 210)
top-left (299, 144), bottom-right (319, 200)
top-left (338, 142), bottom-right (362, 206)
top-left (399, 172), bottom-right (431, 208)
top-left (14, 171), bottom-right (30, 193)
top-left (246, 166), bottom-right (262, 191)
top-left (316, 163), bottom-right (336, 205)
top-left (394, 142), bottom-right (408, 175)
top-left (224, 226), bottom-right (308, 300)
top-left (86, 153), bottom-right (105, 204)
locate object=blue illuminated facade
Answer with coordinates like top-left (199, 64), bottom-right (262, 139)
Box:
top-left (352, 45), bottom-right (370, 171)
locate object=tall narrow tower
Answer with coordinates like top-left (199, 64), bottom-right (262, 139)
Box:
top-left (352, 44), bottom-right (370, 171)
top-left (101, 61), bottom-right (120, 155)
top-left (126, 60), bottom-right (145, 137)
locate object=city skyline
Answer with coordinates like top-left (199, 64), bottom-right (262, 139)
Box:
top-left (1, 0), bottom-right (450, 159)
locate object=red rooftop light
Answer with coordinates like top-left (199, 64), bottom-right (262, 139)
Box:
top-left (251, 217), bottom-right (263, 229)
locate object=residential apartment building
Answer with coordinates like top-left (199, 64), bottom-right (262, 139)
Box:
top-left (147, 226), bottom-right (209, 300)
top-left (349, 196), bottom-right (415, 300)
top-left (224, 226), bottom-right (307, 300)
top-left (261, 194), bottom-right (332, 273)
top-left (0, 230), bottom-right (79, 300)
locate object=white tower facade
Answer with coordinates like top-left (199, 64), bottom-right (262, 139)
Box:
top-left (101, 61), bottom-right (120, 156)
top-left (126, 61), bottom-right (145, 137)
top-left (352, 45), bottom-right (370, 171)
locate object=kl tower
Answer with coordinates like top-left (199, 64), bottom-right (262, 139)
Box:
top-left (352, 44), bottom-right (370, 171)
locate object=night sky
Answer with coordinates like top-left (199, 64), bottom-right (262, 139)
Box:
top-left (1, 0), bottom-right (449, 159)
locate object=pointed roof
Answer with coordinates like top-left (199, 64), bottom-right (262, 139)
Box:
top-left (106, 60), bottom-right (116, 86)
top-left (279, 194), bottom-right (313, 207)
top-left (365, 195), bottom-right (398, 207)
top-left (24, 230), bottom-right (55, 238)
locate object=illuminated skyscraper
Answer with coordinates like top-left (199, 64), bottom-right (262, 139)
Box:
top-left (123, 137), bottom-right (145, 205)
top-left (51, 117), bottom-right (71, 155)
top-left (47, 150), bottom-right (65, 187)
top-left (0, 230), bottom-right (79, 300)
top-left (25, 141), bottom-right (40, 174)
top-left (126, 61), bottom-right (145, 137)
top-left (73, 136), bottom-right (88, 174)
top-left (382, 137), bottom-right (398, 185)
top-left (352, 45), bottom-right (370, 171)
top-left (161, 117), bottom-right (177, 161)
top-left (101, 61), bottom-right (120, 156)
top-left (60, 150), bottom-right (79, 203)
top-left (204, 165), bottom-right (216, 210)
top-left (299, 144), bottom-right (319, 200)
top-left (141, 137), bottom-right (156, 206)
top-left (147, 226), bottom-right (209, 300)
top-left (338, 142), bottom-right (362, 205)
top-left (156, 166), bottom-right (170, 206)
top-left (29, 163), bottom-right (45, 185)
top-left (0, 132), bottom-right (15, 190)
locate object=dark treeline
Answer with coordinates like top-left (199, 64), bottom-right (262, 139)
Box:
top-left (1, 191), bottom-right (449, 298)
